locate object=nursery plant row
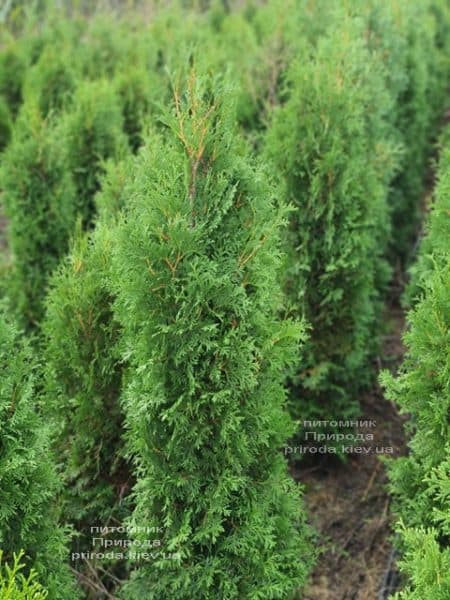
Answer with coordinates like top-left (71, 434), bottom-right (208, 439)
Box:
top-left (0, 1), bottom-right (449, 598)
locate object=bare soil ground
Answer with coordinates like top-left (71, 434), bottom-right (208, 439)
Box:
top-left (294, 281), bottom-right (408, 600)
top-left (295, 145), bottom-right (440, 599)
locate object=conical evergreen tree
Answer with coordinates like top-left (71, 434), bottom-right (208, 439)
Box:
top-left (112, 72), bottom-right (314, 599)
top-left (0, 305), bottom-right (75, 599)
top-left (0, 104), bottom-right (76, 327)
top-left (42, 160), bottom-right (137, 595)
top-left (62, 79), bottom-right (128, 228)
top-left (43, 224), bottom-right (128, 528)
top-left (381, 132), bottom-right (450, 599)
top-left (23, 43), bottom-right (77, 118)
top-left (265, 12), bottom-right (395, 435)
top-left (0, 41), bottom-right (26, 118)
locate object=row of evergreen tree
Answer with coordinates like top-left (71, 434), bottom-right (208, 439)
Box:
top-left (382, 126), bottom-right (450, 599)
top-left (0, 0), bottom-right (449, 597)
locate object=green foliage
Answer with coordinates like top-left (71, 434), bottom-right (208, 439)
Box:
top-left (0, 551), bottom-right (47, 600)
top-left (0, 306), bottom-right (75, 599)
top-left (0, 105), bottom-right (76, 327)
top-left (0, 42), bottom-right (26, 118)
top-left (1, 1), bottom-right (449, 596)
top-left (23, 44), bottom-right (77, 118)
top-left (265, 11), bottom-right (396, 429)
top-left (406, 131), bottom-right (450, 303)
top-left (428, 0), bottom-right (450, 119)
top-left (111, 73), bottom-right (314, 599)
top-left (390, 526), bottom-right (450, 599)
top-left (62, 79), bottom-right (128, 227)
top-left (198, 8), bottom-right (266, 132)
top-left (42, 220), bottom-right (129, 528)
top-left (0, 96), bottom-right (12, 152)
top-left (366, 0), bottom-right (448, 263)
top-left (114, 66), bottom-right (155, 152)
top-left (78, 16), bottom-right (136, 80)
top-left (41, 162), bottom-right (139, 592)
top-left (382, 134), bottom-right (450, 598)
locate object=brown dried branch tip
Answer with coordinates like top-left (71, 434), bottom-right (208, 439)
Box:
top-left (173, 70), bottom-right (217, 221)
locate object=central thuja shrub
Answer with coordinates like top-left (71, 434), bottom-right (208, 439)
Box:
top-left (111, 72), bottom-right (315, 599)
top-left (265, 16), bottom-right (394, 435)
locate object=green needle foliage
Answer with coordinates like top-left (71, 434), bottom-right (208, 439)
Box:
top-left (387, 1), bottom-right (438, 263)
top-left (0, 551), bottom-right (48, 600)
top-left (62, 79), bottom-right (128, 228)
top-left (0, 41), bottom-right (26, 118)
top-left (23, 44), bottom-right (77, 118)
top-left (0, 96), bottom-right (12, 152)
top-left (391, 526), bottom-right (450, 600)
top-left (0, 306), bottom-right (75, 599)
top-left (381, 137), bottom-right (450, 598)
top-left (41, 163), bottom-right (136, 593)
top-left (265, 13), bottom-right (395, 430)
top-left (114, 66), bottom-right (156, 153)
top-left (364, 0), bottom-right (450, 264)
top-left (43, 224), bottom-right (128, 527)
top-left (0, 105), bottom-right (76, 327)
top-left (112, 72), bottom-right (314, 599)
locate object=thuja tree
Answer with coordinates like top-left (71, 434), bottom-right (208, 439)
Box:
top-left (114, 66), bottom-right (156, 153)
top-left (22, 43), bottom-right (77, 118)
top-left (62, 79), bottom-right (128, 228)
top-left (265, 14), bottom-right (395, 430)
top-left (78, 16), bottom-right (136, 80)
top-left (112, 73), bottom-right (314, 599)
top-left (43, 224), bottom-right (127, 526)
top-left (41, 160), bottom-right (137, 593)
top-left (375, 0), bottom-right (445, 263)
top-left (381, 143), bottom-right (450, 598)
top-left (0, 104), bottom-right (76, 327)
top-left (0, 39), bottom-right (26, 118)
top-left (0, 305), bottom-right (75, 599)
top-left (405, 126), bottom-right (450, 305)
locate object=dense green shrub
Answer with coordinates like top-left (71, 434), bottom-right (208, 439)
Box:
top-left (42, 160), bottom-right (133, 526)
top-left (79, 16), bottom-right (136, 80)
top-left (111, 73), bottom-right (314, 599)
top-left (41, 161), bottom-right (137, 593)
top-left (114, 66), bottom-right (156, 152)
top-left (0, 1), bottom-right (449, 596)
top-left (22, 44), bottom-right (77, 118)
top-left (0, 306), bottom-right (75, 599)
top-left (0, 551), bottom-right (48, 600)
top-left (0, 41), bottom-right (26, 118)
top-left (43, 224), bottom-right (128, 528)
top-left (0, 96), bottom-right (12, 152)
top-left (382, 140), bottom-right (450, 598)
top-left (364, 0), bottom-right (449, 263)
top-left (62, 79), bottom-right (128, 228)
top-left (0, 105), bottom-right (76, 326)
top-left (265, 12), bottom-right (396, 429)
top-left (391, 526), bottom-right (450, 599)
